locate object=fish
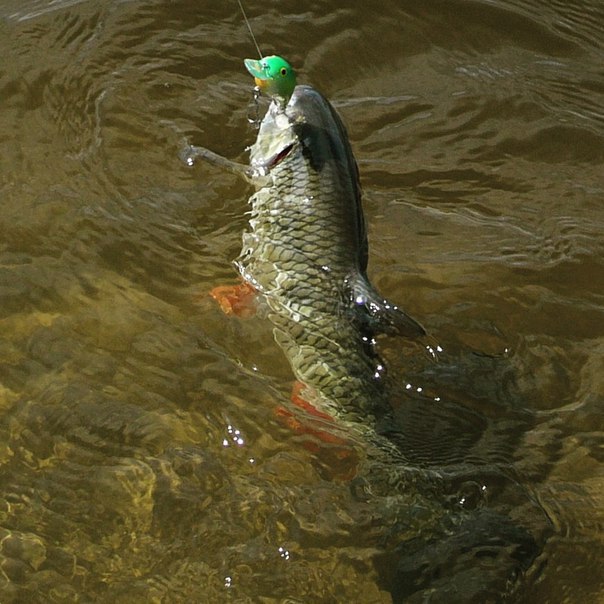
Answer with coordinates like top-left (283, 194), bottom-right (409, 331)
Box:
top-left (194, 55), bottom-right (424, 440)
top-left (190, 55), bottom-right (543, 597)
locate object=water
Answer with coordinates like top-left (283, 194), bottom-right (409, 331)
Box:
top-left (0, 0), bottom-right (602, 601)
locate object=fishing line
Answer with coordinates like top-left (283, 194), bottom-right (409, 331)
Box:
top-left (236, 0), bottom-right (263, 59)
top-left (235, 0), bottom-right (264, 128)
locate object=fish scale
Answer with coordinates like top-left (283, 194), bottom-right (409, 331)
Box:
top-left (236, 84), bottom-right (424, 426)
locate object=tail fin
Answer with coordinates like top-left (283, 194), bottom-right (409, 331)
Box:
top-left (347, 274), bottom-right (425, 338)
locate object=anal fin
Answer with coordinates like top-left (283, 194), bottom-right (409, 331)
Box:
top-left (275, 381), bottom-right (359, 480)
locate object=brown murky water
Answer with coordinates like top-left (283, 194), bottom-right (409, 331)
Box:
top-left (1, 0), bottom-right (603, 602)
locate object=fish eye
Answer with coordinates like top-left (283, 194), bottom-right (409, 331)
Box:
top-left (280, 67), bottom-right (287, 76)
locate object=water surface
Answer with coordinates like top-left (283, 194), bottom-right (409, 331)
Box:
top-left (0, 0), bottom-right (603, 601)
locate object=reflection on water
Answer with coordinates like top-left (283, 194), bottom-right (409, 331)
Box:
top-left (0, 0), bottom-right (603, 601)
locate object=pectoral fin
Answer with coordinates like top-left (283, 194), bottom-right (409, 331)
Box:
top-left (180, 143), bottom-right (252, 182)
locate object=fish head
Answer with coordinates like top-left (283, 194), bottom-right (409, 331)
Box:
top-left (249, 84), bottom-right (354, 184)
top-left (249, 100), bottom-right (297, 175)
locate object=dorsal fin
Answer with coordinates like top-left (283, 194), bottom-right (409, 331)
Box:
top-left (347, 274), bottom-right (425, 338)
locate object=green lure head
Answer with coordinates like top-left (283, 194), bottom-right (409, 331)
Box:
top-left (244, 55), bottom-right (296, 104)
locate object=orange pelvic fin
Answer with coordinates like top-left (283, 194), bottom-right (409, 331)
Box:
top-left (209, 282), bottom-right (257, 318)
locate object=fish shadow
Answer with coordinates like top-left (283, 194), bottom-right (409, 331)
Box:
top-left (370, 349), bottom-right (551, 602)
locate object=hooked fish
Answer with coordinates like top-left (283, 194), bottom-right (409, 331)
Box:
top-left (200, 55), bottom-right (424, 436)
top-left (193, 55), bottom-right (543, 598)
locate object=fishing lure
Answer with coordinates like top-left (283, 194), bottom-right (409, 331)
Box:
top-left (244, 55), bottom-right (296, 105)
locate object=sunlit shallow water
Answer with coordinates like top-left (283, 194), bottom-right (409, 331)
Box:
top-left (0, 0), bottom-right (603, 602)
